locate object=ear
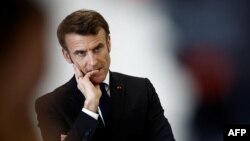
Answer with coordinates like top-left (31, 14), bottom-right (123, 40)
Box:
top-left (107, 36), bottom-right (111, 52)
top-left (62, 48), bottom-right (73, 64)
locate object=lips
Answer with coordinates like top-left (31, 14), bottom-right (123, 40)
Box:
top-left (90, 68), bottom-right (102, 76)
top-left (89, 68), bottom-right (106, 84)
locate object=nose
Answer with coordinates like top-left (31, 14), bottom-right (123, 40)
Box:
top-left (87, 52), bottom-right (98, 66)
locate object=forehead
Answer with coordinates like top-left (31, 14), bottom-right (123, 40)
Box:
top-left (65, 28), bottom-right (107, 49)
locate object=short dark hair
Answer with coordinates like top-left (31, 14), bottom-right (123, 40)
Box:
top-left (57, 9), bottom-right (110, 49)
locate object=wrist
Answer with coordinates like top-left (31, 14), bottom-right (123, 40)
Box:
top-left (83, 98), bottom-right (99, 113)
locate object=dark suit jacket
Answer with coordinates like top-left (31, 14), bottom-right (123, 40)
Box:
top-left (35, 72), bottom-right (175, 141)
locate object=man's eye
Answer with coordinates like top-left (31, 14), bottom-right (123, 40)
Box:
top-left (94, 45), bottom-right (103, 53)
top-left (75, 51), bottom-right (86, 57)
top-left (94, 47), bottom-right (100, 52)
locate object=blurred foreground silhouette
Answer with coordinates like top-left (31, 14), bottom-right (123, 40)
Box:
top-left (0, 0), bottom-right (45, 141)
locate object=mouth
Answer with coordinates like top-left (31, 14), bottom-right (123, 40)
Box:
top-left (87, 68), bottom-right (102, 76)
top-left (89, 68), bottom-right (103, 83)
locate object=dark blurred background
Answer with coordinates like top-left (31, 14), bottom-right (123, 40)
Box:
top-left (156, 0), bottom-right (250, 141)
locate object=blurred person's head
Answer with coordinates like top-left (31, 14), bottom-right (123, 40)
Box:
top-left (58, 9), bottom-right (111, 84)
top-left (0, 0), bottom-right (45, 141)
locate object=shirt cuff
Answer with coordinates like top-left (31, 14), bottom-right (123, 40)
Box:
top-left (82, 108), bottom-right (99, 120)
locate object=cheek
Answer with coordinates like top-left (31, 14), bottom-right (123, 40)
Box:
top-left (73, 59), bottom-right (87, 72)
top-left (105, 54), bottom-right (111, 67)
top-left (80, 63), bottom-right (88, 72)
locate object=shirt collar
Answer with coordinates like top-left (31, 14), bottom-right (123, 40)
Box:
top-left (103, 71), bottom-right (110, 86)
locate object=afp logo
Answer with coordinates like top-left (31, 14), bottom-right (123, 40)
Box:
top-left (228, 129), bottom-right (246, 136)
top-left (224, 125), bottom-right (250, 141)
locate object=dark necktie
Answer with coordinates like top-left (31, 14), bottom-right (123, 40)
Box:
top-left (99, 83), bottom-right (111, 128)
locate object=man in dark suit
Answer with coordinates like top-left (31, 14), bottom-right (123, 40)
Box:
top-left (35, 9), bottom-right (175, 141)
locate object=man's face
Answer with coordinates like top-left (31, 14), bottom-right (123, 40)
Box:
top-left (62, 28), bottom-right (111, 84)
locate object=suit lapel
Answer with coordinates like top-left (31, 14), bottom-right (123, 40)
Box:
top-left (109, 72), bottom-right (126, 129)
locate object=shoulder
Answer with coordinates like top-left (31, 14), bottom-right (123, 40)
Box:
top-left (35, 77), bottom-right (76, 108)
top-left (111, 72), bottom-right (148, 82)
top-left (111, 71), bottom-right (153, 90)
top-left (110, 72), bottom-right (158, 108)
top-left (111, 71), bottom-right (151, 83)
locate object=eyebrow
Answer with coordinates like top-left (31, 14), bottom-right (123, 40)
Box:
top-left (73, 49), bottom-right (86, 55)
top-left (94, 43), bottom-right (104, 48)
top-left (73, 42), bottom-right (104, 54)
